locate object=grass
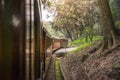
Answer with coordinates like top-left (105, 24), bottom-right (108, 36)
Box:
top-left (73, 43), bottom-right (92, 52)
top-left (70, 36), bottom-right (103, 46)
top-left (70, 36), bottom-right (103, 52)
top-left (70, 38), bottom-right (86, 46)
top-left (45, 57), bottom-right (51, 70)
top-left (55, 59), bottom-right (64, 80)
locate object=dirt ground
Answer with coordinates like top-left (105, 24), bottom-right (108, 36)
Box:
top-left (60, 41), bottom-right (120, 80)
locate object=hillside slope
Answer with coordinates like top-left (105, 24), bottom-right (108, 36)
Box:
top-left (60, 41), bottom-right (120, 80)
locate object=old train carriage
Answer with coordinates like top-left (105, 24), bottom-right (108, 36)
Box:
top-left (0, 0), bottom-right (53, 80)
top-left (0, 0), bottom-right (69, 80)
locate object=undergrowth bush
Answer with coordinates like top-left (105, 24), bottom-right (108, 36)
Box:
top-left (70, 36), bottom-right (103, 52)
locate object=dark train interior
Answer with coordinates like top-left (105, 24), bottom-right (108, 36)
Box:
top-left (0, 0), bottom-right (53, 80)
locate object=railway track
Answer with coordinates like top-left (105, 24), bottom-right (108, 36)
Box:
top-left (45, 56), bottom-right (55, 80)
top-left (45, 55), bottom-right (64, 80)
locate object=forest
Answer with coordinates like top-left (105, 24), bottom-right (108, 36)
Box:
top-left (43, 0), bottom-right (120, 48)
top-left (43, 0), bottom-right (120, 80)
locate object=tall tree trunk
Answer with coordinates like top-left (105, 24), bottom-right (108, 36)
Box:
top-left (98, 0), bottom-right (118, 50)
top-left (65, 26), bottom-right (73, 41)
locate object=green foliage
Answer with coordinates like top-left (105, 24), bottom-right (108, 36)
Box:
top-left (55, 60), bottom-right (63, 80)
top-left (73, 43), bottom-right (92, 52)
top-left (70, 38), bottom-right (86, 46)
top-left (52, 0), bottom-right (100, 41)
top-left (93, 36), bottom-right (103, 41)
top-left (43, 22), bottom-right (65, 38)
top-left (71, 36), bottom-right (103, 52)
top-left (45, 57), bottom-right (51, 70)
top-left (115, 21), bottom-right (120, 28)
top-left (70, 36), bottom-right (103, 46)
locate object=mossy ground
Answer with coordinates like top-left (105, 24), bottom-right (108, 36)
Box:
top-left (55, 59), bottom-right (64, 80)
